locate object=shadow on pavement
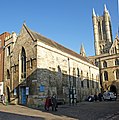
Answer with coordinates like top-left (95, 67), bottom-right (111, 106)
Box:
top-left (0, 111), bottom-right (44, 120)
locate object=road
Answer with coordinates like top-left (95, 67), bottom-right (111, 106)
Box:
top-left (0, 101), bottom-right (119, 120)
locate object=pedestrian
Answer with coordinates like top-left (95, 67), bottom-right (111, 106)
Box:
top-left (94, 94), bottom-right (98, 101)
top-left (98, 93), bottom-right (102, 101)
top-left (45, 96), bottom-right (51, 111)
top-left (51, 94), bottom-right (57, 111)
top-left (2, 93), bottom-right (6, 105)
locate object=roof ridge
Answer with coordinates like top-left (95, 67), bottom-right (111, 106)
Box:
top-left (23, 23), bottom-right (35, 41)
top-left (24, 25), bottom-right (93, 65)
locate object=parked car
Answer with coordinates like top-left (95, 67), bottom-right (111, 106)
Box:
top-left (103, 92), bottom-right (117, 101)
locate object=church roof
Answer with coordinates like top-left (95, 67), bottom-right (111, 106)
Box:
top-left (23, 24), bottom-right (93, 64)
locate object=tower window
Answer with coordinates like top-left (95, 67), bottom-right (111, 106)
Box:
top-left (116, 69), bottom-right (119, 79)
top-left (118, 44), bottom-right (119, 49)
top-left (103, 61), bottom-right (107, 68)
top-left (115, 59), bottom-right (119, 66)
top-left (104, 71), bottom-right (108, 81)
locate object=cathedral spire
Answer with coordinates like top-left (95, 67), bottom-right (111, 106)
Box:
top-left (80, 43), bottom-right (86, 57)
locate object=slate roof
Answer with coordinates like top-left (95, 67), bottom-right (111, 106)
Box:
top-left (23, 24), bottom-right (93, 64)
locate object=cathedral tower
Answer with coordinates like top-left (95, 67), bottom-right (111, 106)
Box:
top-left (92, 5), bottom-right (113, 55)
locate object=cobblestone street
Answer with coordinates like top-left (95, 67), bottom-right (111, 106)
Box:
top-left (0, 101), bottom-right (119, 120)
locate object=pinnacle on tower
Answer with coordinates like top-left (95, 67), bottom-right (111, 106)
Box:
top-left (80, 43), bottom-right (86, 57)
top-left (104, 4), bottom-right (108, 12)
top-left (92, 8), bottom-right (96, 16)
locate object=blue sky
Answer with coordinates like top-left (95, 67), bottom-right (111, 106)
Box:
top-left (0, 0), bottom-right (118, 56)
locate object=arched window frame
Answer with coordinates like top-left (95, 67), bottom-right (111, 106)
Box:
top-left (116, 69), bottom-right (119, 79)
top-left (77, 68), bottom-right (80, 77)
top-left (115, 58), bottom-right (119, 66)
top-left (92, 74), bottom-right (94, 88)
top-left (7, 69), bottom-right (10, 79)
top-left (21, 47), bottom-right (26, 79)
top-left (103, 61), bottom-right (107, 68)
top-left (104, 71), bottom-right (108, 81)
top-left (81, 70), bottom-right (84, 88)
top-left (87, 72), bottom-right (89, 88)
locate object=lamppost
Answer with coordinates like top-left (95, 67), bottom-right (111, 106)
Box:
top-left (89, 66), bottom-right (92, 94)
top-left (68, 58), bottom-right (71, 105)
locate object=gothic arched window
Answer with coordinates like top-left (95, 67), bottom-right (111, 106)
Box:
top-left (73, 68), bottom-right (76, 87)
top-left (92, 74), bottom-right (94, 88)
top-left (81, 70), bottom-right (83, 88)
top-left (104, 71), bottom-right (108, 81)
top-left (116, 69), bottom-right (119, 79)
top-left (21, 47), bottom-right (26, 78)
top-left (81, 70), bottom-right (83, 80)
top-left (103, 61), bottom-right (107, 68)
top-left (7, 69), bottom-right (10, 79)
top-left (115, 59), bottom-right (119, 66)
top-left (77, 68), bottom-right (80, 77)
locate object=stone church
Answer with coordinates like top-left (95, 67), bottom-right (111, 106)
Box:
top-left (3, 23), bottom-right (99, 106)
top-left (89, 5), bottom-right (119, 95)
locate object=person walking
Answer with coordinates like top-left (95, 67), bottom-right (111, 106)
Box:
top-left (45, 96), bottom-right (51, 111)
top-left (51, 94), bottom-right (57, 111)
top-left (94, 94), bottom-right (98, 101)
top-left (98, 93), bottom-right (102, 101)
top-left (2, 93), bottom-right (6, 105)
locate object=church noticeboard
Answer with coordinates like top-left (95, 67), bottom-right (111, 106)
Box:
top-left (39, 85), bottom-right (45, 92)
top-left (26, 87), bottom-right (29, 95)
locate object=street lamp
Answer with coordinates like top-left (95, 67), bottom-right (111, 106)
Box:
top-left (68, 58), bottom-right (71, 105)
top-left (89, 66), bottom-right (92, 95)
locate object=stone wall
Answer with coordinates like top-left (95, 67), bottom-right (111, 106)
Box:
top-left (36, 40), bottom-right (100, 103)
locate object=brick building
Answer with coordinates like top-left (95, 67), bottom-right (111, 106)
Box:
top-left (0, 32), bottom-right (10, 95)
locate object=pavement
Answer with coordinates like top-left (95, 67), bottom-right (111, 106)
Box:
top-left (0, 101), bottom-right (119, 120)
